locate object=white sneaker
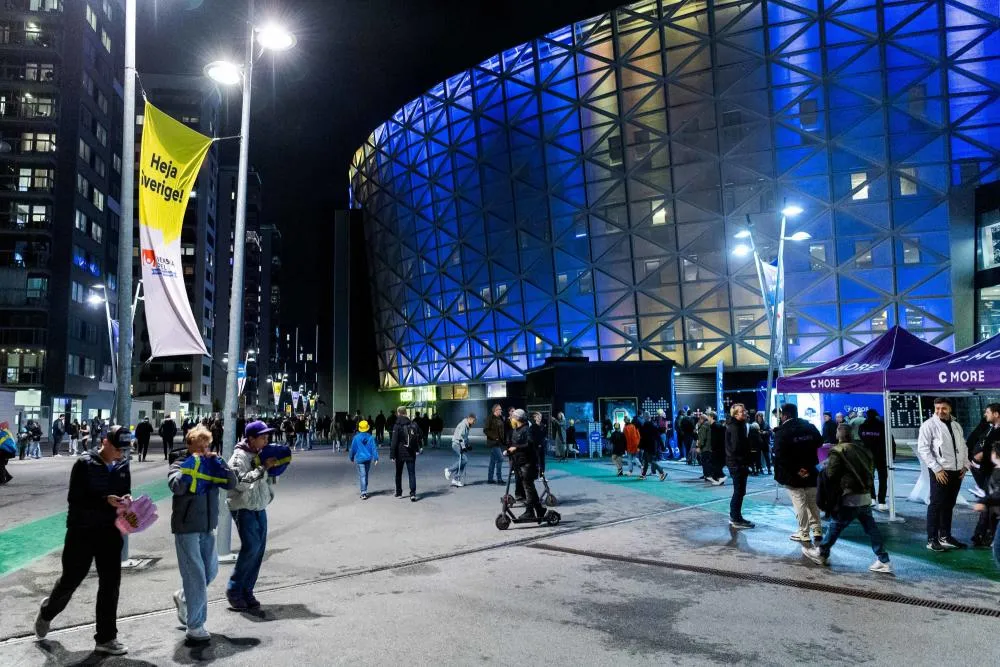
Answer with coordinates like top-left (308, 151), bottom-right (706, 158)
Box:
top-left (789, 533), bottom-right (811, 542)
top-left (712, 478), bottom-right (725, 486)
top-left (172, 589), bottom-right (186, 626)
top-left (869, 560), bottom-right (893, 574)
top-left (95, 639), bottom-right (128, 655)
top-left (186, 626), bottom-right (211, 642)
top-left (970, 486), bottom-right (986, 499)
top-left (802, 546), bottom-right (829, 566)
top-left (876, 503), bottom-right (889, 512)
top-left (444, 468), bottom-right (452, 481)
top-left (451, 479), bottom-right (464, 487)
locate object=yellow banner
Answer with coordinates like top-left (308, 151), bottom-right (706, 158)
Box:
top-left (138, 100), bottom-right (213, 358)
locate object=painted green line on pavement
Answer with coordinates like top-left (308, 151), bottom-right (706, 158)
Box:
top-left (550, 460), bottom-right (1000, 582)
top-left (0, 479), bottom-right (171, 577)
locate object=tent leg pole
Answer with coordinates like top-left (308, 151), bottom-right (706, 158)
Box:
top-left (884, 390), bottom-right (904, 523)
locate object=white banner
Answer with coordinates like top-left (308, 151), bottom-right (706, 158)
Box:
top-left (138, 101), bottom-right (211, 358)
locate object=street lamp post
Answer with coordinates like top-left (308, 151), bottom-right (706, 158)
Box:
top-left (732, 204), bottom-right (808, 421)
top-left (90, 282), bottom-right (144, 417)
top-left (116, 0), bottom-right (138, 430)
top-left (206, 0), bottom-right (296, 559)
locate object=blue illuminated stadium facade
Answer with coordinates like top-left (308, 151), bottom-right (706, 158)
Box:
top-left (350, 0), bottom-right (1000, 389)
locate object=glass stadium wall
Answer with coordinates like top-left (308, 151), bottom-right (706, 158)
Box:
top-left (349, 0), bottom-right (1000, 390)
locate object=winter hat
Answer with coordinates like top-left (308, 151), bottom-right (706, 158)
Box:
top-left (358, 420), bottom-right (370, 433)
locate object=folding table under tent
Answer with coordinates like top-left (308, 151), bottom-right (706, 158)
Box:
top-left (776, 326), bottom-right (949, 521)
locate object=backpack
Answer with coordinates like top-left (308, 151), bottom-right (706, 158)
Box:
top-left (404, 422), bottom-right (422, 453)
top-left (815, 466), bottom-right (840, 514)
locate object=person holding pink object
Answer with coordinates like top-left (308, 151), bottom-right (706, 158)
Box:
top-left (34, 425), bottom-right (132, 656)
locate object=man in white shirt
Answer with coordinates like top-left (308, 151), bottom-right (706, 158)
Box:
top-left (917, 397), bottom-right (968, 552)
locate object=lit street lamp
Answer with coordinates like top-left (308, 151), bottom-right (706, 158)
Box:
top-left (732, 204), bottom-right (808, 419)
top-left (207, 0), bottom-right (296, 560)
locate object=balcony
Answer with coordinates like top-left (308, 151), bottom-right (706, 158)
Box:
top-left (0, 287), bottom-right (47, 307)
top-left (0, 326), bottom-right (46, 345)
top-left (0, 366), bottom-right (43, 387)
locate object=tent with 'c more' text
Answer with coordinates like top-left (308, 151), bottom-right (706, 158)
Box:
top-left (776, 326), bottom-right (948, 394)
top-left (886, 331), bottom-right (1000, 391)
top-left (776, 326), bottom-right (949, 521)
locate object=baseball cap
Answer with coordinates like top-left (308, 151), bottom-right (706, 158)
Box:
top-left (245, 420), bottom-right (275, 438)
top-left (107, 425), bottom-right (131, 448)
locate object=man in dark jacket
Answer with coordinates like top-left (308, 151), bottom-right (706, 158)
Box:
top-left (390, 408), bottom-right (421, 501)
top-left (168, 425), bottom-right (238, 642)
top-left (429, 412), bottom-right (443, 448)
top-left (484, 404), bottom-right (506, 485)
top-left (802, 436), bottom-right (892, 574)
top-left (134, 418), bottom-right (154, 462)
top-left (821, 412), bottom-right (837, 445)
top-left (35, 426), bottom-right (132, 655)
top-left (970, 404), bottom-right (1000, 547)
top-left (506, 409), bottom-right (545, 522)
top-left (725, 404), bottom-right (756, 528)
top-left (704, 411), bottom-right (727, 485)
top-left (773, 403), bottom-right (823, 543)
top-left (639, 415), bottom-right (667, 481)
top-left (159, 415), bottom-right (178, 461)
top-left (374, 410), bottom-right (387, 445)
top-left (610, 422), bottom-right (627, 476)
top-left (857, 409), bottom-right (889, 511)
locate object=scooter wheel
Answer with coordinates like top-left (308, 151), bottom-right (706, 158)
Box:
top-left (545, 495), bottom-right (558, 507)
top-left (495, 514), bottom-right (511, 531)
top-left (545, 511), bottom-right (561, 526)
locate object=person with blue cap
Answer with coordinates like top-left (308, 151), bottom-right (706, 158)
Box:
top-left (225, 420), bottom-right (279, 611)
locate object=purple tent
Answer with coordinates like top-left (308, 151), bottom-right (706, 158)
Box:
top-left (777, 326), bottom-right (948, 394)
top-left (887, 331), bottom-right (1000, 392)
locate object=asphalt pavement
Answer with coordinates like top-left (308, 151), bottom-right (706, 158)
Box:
top-left (1, 444), bottom-right (998, 666)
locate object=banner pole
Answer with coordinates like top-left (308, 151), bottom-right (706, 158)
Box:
top-left (218, 0), bottom-right (256, 560)
top-left (116, 0), bottom-right (137, 429)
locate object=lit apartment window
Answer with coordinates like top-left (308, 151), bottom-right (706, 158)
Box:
top-left (77, 174), bottom-right (89, 197)
top-left (652, 207), bottom-right (668, 226)
top-left (851, 172), bottom-right (869, 200)
top-left (21, 132), bottom-right (55, 152)
top-left (95, 123), bottom-right (107, 146)
top-left (75, 210), bottom-right (87, 232)
top-left (78, 138), bottom-right (91, 162)
top-left (25, 62), bottom-right (54, 81)
top-left (809, 243), bottom-right (826, 270)
top-left (899, 167), bottom-right (918, 196)
top-left (85, 4), bottom-right (97, 30)
top-left (100, 29), bottom-right (112, 53)
top-left (102, 0), bottom-right (113, 20)
top-left (92, 189), bottom-right (105, 211)
top-left (91, 222), bottom-right (102, 243)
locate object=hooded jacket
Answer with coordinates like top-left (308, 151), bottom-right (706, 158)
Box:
top-left (772, 417), bottom-right (822, 488)
top-left (168, 455), bottom-right (237, 533)
top-left (226, 441), bottom-right (275, 511)
top-left (391, 416), bottom-right (420, 461)
top-left (66, 450), bottom-right (131, 531)
top-left (350, 431), bottom-right (379, 464)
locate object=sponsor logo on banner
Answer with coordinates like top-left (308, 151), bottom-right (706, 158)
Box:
top-left (138, 100), bottom-right (213, 359)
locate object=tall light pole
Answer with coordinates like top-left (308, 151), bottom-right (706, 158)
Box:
top-left (90, 282), bottom-right (144, 418)
top-left (732, 204), bottom-right (807, 421)
top-left (206, 0), bottom-right (296, 559)
top-left (115, 0), bottom-right (138, 429)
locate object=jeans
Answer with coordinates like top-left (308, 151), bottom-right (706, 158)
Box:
top-left (175, 531), bottom-right (218, 631)
top-left (295, 433), bottom-right (306, 450)
top-left (641, 450), bottom-right (664, 476)
top-left (356, 461), bottom-right (372, 494)
top-left (819, 505), bottom-right (889, 563)
top-left (51, 434), bottom-right (62, 457)
top-left (488, 443), bottom-right (504, 482)
top-left (626, 452), bottom-right (640, 474)
top-left (228, 509), bottom-right (267, 595)
top-left (42, 527), bottom-right (123, 643)
top-left (787, 486), bottom-right (823, 537)
top-left (447, 444), bottom-right (467, 482)
top-left (612, 454), bottom-right (624, 473)
top-left (927, 468), bottom-right (963, 541)
top-left (431, 432), bottom-right (441, 448)
top-left (728, 465), bottom-right (749, 521)
top-left (993, 529), bottom-right (1000, 570)
top-left (27, 440), bottom-right (41, 458)
top-left (395, 458), bottom-right (416, 495)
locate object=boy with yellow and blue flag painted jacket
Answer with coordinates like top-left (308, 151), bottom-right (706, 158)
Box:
top-left (167, 425), bottom-right (237, 643)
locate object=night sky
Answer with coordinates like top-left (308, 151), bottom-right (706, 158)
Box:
top-left (137, 0), bottom-right (620, 350)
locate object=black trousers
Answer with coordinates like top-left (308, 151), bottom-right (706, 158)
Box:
top-left (51, 436), bottom-right (61, 457)
top-left (137, 439), bottom-right (150, 462)
top-left (162, 437), bottom-right (174, 460)
top-left (42, 527), bottom-right (123, 644)
top-left (871, 456), bottom-right (888, 504)
top-left (0, 451), bottom-right (11, 483)
top-left (927, 468), bottom-right (963, 541)
top-left (519, 463), bottom-right (545, 517)
top-left (728, 465), bottom-right (749, 521)
top-left (395, 459), bottom-right (416, 495)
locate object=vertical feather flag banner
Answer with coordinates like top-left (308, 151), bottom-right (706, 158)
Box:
top-left (138, 100), bottom-right (212, 358)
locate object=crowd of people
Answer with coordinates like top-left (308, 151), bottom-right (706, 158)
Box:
top-left (18, 394), bottom-right (1000, 657)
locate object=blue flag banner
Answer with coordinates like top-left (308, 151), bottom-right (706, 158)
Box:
top-left (178, 455), bottom-right (231, 494)
top-left (256, 444), bottom-right (292, 477)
